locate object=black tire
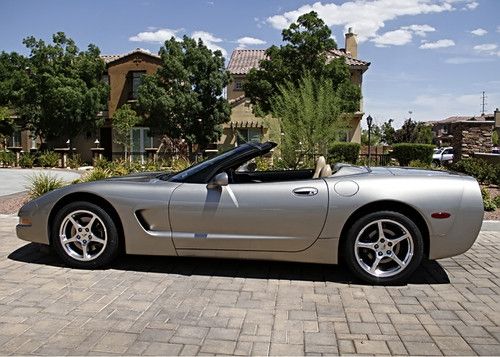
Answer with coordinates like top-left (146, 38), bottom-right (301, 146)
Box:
top-left (343, 211), bottom-right (424, 285)
top-left (51, 201), bottom-right (120, 269)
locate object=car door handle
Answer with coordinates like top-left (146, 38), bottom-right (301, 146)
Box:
top-left (293, 187), bottom-right (318, 196)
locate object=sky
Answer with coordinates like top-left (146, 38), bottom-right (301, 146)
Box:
top-left (1, 0), bottom-right (499, 128)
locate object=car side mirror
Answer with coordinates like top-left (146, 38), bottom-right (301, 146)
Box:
top-left (208, 172), bottom-right (228, 188)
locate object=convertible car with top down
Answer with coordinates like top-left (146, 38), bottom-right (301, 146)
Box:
top-left (16, 141), bottom-right (484, 284)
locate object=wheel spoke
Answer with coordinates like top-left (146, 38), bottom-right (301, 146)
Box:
top-left (91, 236), bottom-right (105, 245)
top-left (69, 216), bottom-right (81, 230)
top-left (82, 243), bottom-right (91, 260)
top-left (390, 254), bottom-right (405, 267)
top-left (377, 221), bottom-right (385, 240)
top-left (390, 233), bottom-right (410, 246)
top-left (85, 215), bottom-right (97, 230)
top-left (356, 241), bottom-right (376, 250)
top-left (369, 255), bottom-right (382, 274)
top-left (61, 235), bottom-right (78, 245)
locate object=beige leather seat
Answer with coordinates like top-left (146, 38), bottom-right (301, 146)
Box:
top-left (313, 156), bottom-right (326, 179)
top-left (319, 164), bottom-right (332, 178)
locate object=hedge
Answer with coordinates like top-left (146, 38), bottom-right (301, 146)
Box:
top-left (392, 143), bottom-right (434, 166)
top-left (452, 158), bottom-right (500, 186)
top-left (329, 142), bottom-right (361, 164)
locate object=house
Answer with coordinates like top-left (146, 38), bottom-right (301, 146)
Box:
top-left (7, 29), bottom-right (370, 163)
top-left (221, 28), bottom-right (370, 149)
top-left (428, 108), bottom-right (500, 159)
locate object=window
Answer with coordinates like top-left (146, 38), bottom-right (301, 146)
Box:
top-left (10, 127), bottom-right (21, 147)
top-left (234, 81), bottom-right (243, 91)
top-left (236, 128), bottom-right (261, 145)
top-left (130, 127), bottom-right (152, 163)
top-left (131, 71), bottom-right (146, 99)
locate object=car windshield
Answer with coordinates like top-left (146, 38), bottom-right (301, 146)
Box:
top-left (169, 145), bottom-right (252, 182)
top-left (434, 148), bottom-right (443, 154)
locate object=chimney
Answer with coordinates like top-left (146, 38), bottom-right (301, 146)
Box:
top-left (345, 27), bottom-right (358, 58)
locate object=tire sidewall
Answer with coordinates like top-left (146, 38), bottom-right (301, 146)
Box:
top-left (51, 201), bottom-right (119, 269)
top-left (344, 211), bottom-right (424, 285)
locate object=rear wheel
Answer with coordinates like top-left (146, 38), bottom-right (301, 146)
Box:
top-left (343, 211), bottom-right (424, 284)
top-left (52, 201), bottom-right (119, 269)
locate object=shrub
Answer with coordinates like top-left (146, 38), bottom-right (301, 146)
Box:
top-left (27, 173), bottom-right (65, 199)
top-left (37, 150), bottom-right (59, 167)
top-left (452, 158), bottom-right (500, 186)
top-left (481, 187), bottom-right (497, 212)
top-left (170, 157), bottom-right (191, 172)
top-left (493, 195), bottom-right (500, 208)
top-left (0, 151), bottom-right (15, 167)
top-left (19, 152), bottom-right (35, 168)
top-left (408, 160), bottom-right (432, 169)
top-left (392, 143), bottom-right (434, 166)
top-left (67, 154), bottom-right (82, 169)
top-left (80, 167), bottom-right (112, 182)
top-left (329, 142), bottom-right (361, 164)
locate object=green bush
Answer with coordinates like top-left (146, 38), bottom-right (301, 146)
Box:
top-left (408, 160), bottom-right (432, 169)
top-left (493, 195), bottom-right (500, 208)
top-left (451, 158), bottom-right (500, 185)
top-left (481, 187), bottom-right (497, 212)
top-left (80, 167), bottom-right (112, 182)
top-left (19, 152), bottom-right (35, 168)
top-left (392, 143), bottom-right (434, 166)
top-left (0, 151), bottom-right (15, 167)
top-left (67, 154), bottom-right (82, 169)
top-left (329, 142), bottom-right (361, 164)
top-left (37, 150), bottom-right (59, 167)
top-left (27, 173), bottom-right (65, 199)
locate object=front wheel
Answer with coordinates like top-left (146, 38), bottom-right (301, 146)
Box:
top-left (52, 201), bottom-right (120, 269)
top-left (343, 211), bottom-right (424, 284)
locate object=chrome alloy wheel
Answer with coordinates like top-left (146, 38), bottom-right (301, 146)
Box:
top-left (354, 219), bottom-right (414, 278)
top-left (59, 210), bottom-right (108, 261)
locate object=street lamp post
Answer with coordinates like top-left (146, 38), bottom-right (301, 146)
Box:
top-left (366, 115), bottom-right (373, 166)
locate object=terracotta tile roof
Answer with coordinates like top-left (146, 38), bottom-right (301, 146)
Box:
top-left (100, 48), bottom-right (160, 64)
top-left (227, 50), bottom-right (268, 75)
top-left (327, 48), bottom-right (370, 67)
top-left (227, 48), bottom-right (370, 74)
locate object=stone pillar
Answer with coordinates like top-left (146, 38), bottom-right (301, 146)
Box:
top-left (7, 147), bottom-right (22, 167)
top-left (91, 147), bottom-right (105, 165)
top-left (54, 148), bottom-right (71, 168)
top-left (145, 148), bottom-right (159, 162)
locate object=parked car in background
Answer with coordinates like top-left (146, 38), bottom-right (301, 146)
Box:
top-left (433, 147), bottom-right (454, 165)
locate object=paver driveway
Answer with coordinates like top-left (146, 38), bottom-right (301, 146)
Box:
top-left (0, 214), bottom-right (499, 356)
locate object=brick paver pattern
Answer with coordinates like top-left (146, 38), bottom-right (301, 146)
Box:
top-left (0, 215), bottom-right (499, 355)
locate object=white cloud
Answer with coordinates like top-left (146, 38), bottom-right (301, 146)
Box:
top-left (371, 24), bottom-right (435, 47)
top-left (419, 39), bottom-right (455, 49)
top-left (474, 43), bottom-right (498, 52)
top-left (191, 31), bottom-right (227, 57)
top-left (129, 28), bottom-right (181, 43)
top-left (464, 1), bottom-right (478, 10)
top-left (265, 0), bottom-right (478, 42)
top-left (401, 24), bottom-right (436, 37)
top-left (372, 29), bottom-right (413, 47)
top-left (470, 28), bottom-right (487, 36)
top-left (497, 25), bottom-right (500, 33)
top-left (236, 37), bottom-right (267, 48)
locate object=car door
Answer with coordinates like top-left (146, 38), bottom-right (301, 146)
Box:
top-left (168, 179), bottom-right (328, 252)
top-left (442, 148), bottom-right (454, 161)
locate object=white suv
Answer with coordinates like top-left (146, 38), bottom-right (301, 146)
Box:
top-left (433, 147), bottom-right (454, 165)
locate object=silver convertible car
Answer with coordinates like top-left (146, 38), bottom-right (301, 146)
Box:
top-left (17, 141), bottom-right (484, 284)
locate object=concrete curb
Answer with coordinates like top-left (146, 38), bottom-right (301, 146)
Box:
top-left (481, 220), bottom-right (500, 232)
